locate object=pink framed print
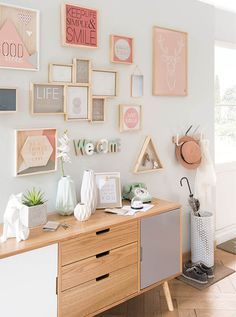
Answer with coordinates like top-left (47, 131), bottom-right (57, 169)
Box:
top-left (153, 26), bottom-right (188, 96)
top-left (0, 3), bottom-right (39, 71)
top-left (16, 128), bottom-right (57, 176)
top-left (61, 4), bottom-right (98, 48)
top-left (110, 35), bottom-right (133, 64)
top-left (119, 104), bottom-right (142, 132)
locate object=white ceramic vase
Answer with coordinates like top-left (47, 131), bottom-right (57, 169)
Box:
top-left (81, 170), bottom-right (97, 214)
top-left (74, 203), bottom-right (91, 222)
top-left (56, 176), bottom-right (77, 216)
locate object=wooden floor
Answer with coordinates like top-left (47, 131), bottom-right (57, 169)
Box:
top-left (97, 249), bottom-right (236, 317)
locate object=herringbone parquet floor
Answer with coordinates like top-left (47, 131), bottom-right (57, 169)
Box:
top-left (97, 249), bottom-right (236, 317)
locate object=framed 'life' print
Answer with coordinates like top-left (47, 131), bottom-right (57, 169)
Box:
top-left (110, 35), bottom-right (133, 64)
top-left (153, 26), bottom-right (187, 96)
top-left (61, 4), bottom-right (98, 48)
top-left (16, 128), bottom-right (57, 177)
top-left (0, 3), bottom-right (39, 70)
top-left (31, 83), bottom-right (65, 115)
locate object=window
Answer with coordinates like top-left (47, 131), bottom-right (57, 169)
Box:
top-left (215, 42), bottom-right (236, 164)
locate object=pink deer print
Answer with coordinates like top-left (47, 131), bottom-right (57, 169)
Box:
top-left (158, 34), bottom-right (185, 91)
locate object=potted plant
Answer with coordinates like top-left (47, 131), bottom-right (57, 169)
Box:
top-left (21, 188), bottom-right (47, 228)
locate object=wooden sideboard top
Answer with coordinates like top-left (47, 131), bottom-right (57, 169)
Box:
top-left (0, 198), bottom-right (181, 260)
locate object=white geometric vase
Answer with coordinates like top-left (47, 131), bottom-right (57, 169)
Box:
top-left (81, 170), bottom-right (97, 214)
top-left (56, 176), bottom-right (77, 216)
top-left (74, 203), bottom-right (91, 221)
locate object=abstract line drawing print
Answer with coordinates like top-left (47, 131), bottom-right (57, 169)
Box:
top-left (158, 34), bottom-right (185, 91)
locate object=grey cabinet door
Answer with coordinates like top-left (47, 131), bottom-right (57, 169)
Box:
top-left (140, 209), bottom-right (181, 289)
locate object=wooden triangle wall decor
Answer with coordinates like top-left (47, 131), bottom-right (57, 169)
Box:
top-left (133, 136), bottom-right (163, 174)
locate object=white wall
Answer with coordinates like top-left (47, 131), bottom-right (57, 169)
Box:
top-left (215, 8), bottom-right (236, 243)
top-left (0, 0), bottom-right (215, 252)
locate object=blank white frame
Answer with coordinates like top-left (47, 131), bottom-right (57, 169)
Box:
top-left (92, 70), bottom-right (118, 97)
top-left (49, 64), bottom-right (73, 83)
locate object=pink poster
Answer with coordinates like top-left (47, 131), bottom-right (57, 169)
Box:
top-left (111, 35), bottom-right (133, 64)
top-left (120, 105), bottom-right (142, 132)
top-left (63, 4), bottom-right (98, 48)
top-left (0, 3), bottom-right (39, 70)
top-left (153, 27), bottom-right (187, 96)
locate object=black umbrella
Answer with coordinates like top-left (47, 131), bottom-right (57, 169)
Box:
top-left (180, 177), bottom-right (200, 217)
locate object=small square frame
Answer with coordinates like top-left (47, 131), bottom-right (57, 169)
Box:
top-left (30, 83), bottom-right (66, 115)
top-left (73, 58), bottom-right (91, 85)
top-left (91, 97), bottom-right (106, 123)
top-left (49, 63), bottom-right (73, 83)
top-left (0, 87), bottom-right (18, 113)
top-left (110, 35), bottom-right (134, 64)
top-left (119, 104), bottom-right (142, 132)
top-left (65, 85), bottom-right (91, 121)
top-left (95, 172), bottom-right (122, 209)
top-left (92, 69), bottom-right (118, 97)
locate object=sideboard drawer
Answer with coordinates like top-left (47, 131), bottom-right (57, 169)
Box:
top-left (60, 221), bottom-right (138, 266)
top-left (61, 242), bottom-right (137, 291)
top-left (60, 264), bottom-right (138, 317)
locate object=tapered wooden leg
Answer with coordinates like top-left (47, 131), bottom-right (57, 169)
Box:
top-left (162, 281), bottom-right (174, 311)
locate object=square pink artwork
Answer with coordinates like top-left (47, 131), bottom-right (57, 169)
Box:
top-left (153, 27), bottom-right (187, 96)
top-left (111, 35), bottom-right (133, 64)
top-left (62, 4), bottom-right (98, 48)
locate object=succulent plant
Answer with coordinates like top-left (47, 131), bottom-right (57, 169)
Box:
top-left (22, 188), bottom-right (46, 207)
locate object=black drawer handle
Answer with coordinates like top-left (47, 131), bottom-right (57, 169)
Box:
top-left (96, 251), bottom-right (110, 258)
top-left (96, 274), bottom-right (109, 282)
top-left (96, 228), bottom-right (110, 235)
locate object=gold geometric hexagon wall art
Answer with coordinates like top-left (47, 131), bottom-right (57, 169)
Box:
top-left (16, 128), bottom-right (57, 176)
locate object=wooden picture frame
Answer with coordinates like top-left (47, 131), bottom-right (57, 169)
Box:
top-left (0, 3), bottom-right (39, 71)
top-left (15, 128), bottom-right (57, 177)
top-left (110, 35), bottom-right (133, 64)
top-left (119, 104), bottom-right (142, 132)
top-left (73, 58), bottom-right (91, 85)
top-left (0, 87), bottom-right (18, 113)
top-left (153, 26), bottom-right (188, 96)
top-left (133, 136), bottom-right (163, 174)
top-left (91, 97), bottom-right (106, 123)
top-left (92, 69), bottom-right (118, 97)
top-left (131, 74), bottom-right (144, 98)
top-left (95, 172), bottom-right (122, 209)
top-left (49, 63), bottom-right (73, 83)
top-left (61, 3), bottom-right (98, 48)
top-left (30, 83), bottom-right (65, 115)
top-left (65, 85), bottom-right (91, 121)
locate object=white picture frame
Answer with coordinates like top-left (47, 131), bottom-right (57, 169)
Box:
top-left (95, 172), bottom-right (122, 209)
top-left (49, 63), bottom-right (73, 83)
top-left (92, 69), bottom-right (118, 97)
top-left (65, 85), bottom-right (90, 121)
top-left (131, 74), bottom-right (143, 98)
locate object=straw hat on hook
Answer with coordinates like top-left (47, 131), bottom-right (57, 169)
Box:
top-left (175, 136), bottom-right (201, 170)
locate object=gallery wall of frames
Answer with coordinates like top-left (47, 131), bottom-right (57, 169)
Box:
top-left (0, 0), bottom-right (214, 251)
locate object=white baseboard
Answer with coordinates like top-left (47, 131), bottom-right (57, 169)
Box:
top-left (216, 224), bottom-right (236, 245)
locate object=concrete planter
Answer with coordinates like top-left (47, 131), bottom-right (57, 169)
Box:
top-left (20, 203), bottom-right (47, 228)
